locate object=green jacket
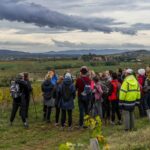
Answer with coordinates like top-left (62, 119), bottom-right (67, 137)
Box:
top-left (119, 75), bottom-right (141, 110)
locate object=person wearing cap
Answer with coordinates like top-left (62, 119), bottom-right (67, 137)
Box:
top-left (10, 73), bottom-right (29, 128)
top-left (119, 69), bottom-right (141, 131)
top-left (76, 66), bottom-right (91, 128)
top-left (137, 69), bottom-right (146, 117)
top-left (58, 73), bottom-right (76, 130)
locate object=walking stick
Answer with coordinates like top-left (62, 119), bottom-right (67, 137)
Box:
top-left (31, 92), bottom-right (38, 120)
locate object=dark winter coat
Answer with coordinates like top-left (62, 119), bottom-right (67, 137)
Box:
top-left (41, 80), bottom-right (55, 107)
top-left (58, 78), bottom-right (76, 110)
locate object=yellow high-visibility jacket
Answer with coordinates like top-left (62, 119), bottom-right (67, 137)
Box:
top-left (119, 75), bottom-right (141, 110)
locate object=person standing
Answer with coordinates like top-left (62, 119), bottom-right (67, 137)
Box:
top-left (137, 69), bottom-right (146, 117)
top-left (99, 73), bottom-right (111, 124)
top-left (76, 66), bottom-right (91, 128)
top-left (41, 74), bottom-right (55, 123)
top-left (55, 76), bottom-right (64, 126)
top-left (108, 72), bottom-right (122, 125)
top-left (24, 72), bottom-right (32, 121)
top-left (10, 73), bottom-right (29, 128)
top-left (143, 69), bottom-right (150, 121)
top-left (92, 76), bottom-right (103, 118)
top-left (119, 69), bottom-right (141, 131)
top-left (58, 73), bottom-right (76, 130)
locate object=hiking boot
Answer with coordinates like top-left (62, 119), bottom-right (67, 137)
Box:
top-left (24, 122), bottom-right (29, 129)
top-left (117, 120), bottom-right (122, 125)
top-left (54, 123), bottom-right (59, 127)
top-left (68, 126), bottom-right (73, 131)
top-left (110, 121), bottom-right (115, 125)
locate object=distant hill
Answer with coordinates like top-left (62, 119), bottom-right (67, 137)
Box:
top-left (0, 49), bottom-right (30, 56)
top-left (45, 49), bottom-right (127, 55)
top-left (121, 50), bottom-right (150, 56)
top-left (0, 49), bottom-right (149, 60)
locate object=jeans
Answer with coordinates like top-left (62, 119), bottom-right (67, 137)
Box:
top-left (138, 96), bottom-right (147, 117)
top-left (111, 100), bottom-right (121, 122)
top-left (102, 95), bottom-right (110, 120)
top-left (61, 109), bottom-right (72, 127)
top-left (78, 97), bottom-right (89, 126)
top-left (55, 106), bottom-right (60, 123)
top-left (46, 106), bottom-right (52, 122)
top-left (144, 91), bottom-right (150, 110)
top-left (92, 100), bottom-right (103, 119)
top-left (25, 95), bottom-right (30, 119)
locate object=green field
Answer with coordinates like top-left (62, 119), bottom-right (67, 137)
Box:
top-left (0, 59), bottom-right (150, 150)
top-left (0, 101), bottom-right (150, 150)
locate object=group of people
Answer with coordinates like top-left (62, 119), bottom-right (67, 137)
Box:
top-left (10, 66), bottom-right (150, 131)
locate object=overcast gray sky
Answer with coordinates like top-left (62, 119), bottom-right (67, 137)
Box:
top-left (0, 0), bottom-right (150, 52)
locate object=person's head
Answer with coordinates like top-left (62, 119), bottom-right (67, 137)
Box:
top-left (93, 76), bottom-right (99, 83)
top-left (64, 72), bottom-right (72, 79)
top-left (48, 71), bottom-right (54, 78)
top-left (118, 68), bottom-right (122, 74)
top-left (51, 69), bottom-right (56, 75)
top-left (89, 70), bottom-right (96, 79)
top-left (111, 72), bottom-right (118, 80)
top-left (100, 72), bottom-right (106, 80)
top-left (98, 72), bottom-right (102, 78)
top-left (24, 72), bottom-right (29, 80)
top-left (109, 70), bottom-right (113, 76)
top-left (125, 68), bottom-right (133, 77)
top-left (45, 74), bottom-right (51, 80)
top-left (16, 73), bottom-right (24, 80)
top-left (57, 76), bottom-right (64, 84)
top-left (80, 66), bottom-right (88, 76)
top-left (138, 69), bottom-right (145, 76)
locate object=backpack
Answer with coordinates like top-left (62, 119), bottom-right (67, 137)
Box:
top-left (42, 81), bottom-right (54, 100)
top-left (80, 78), bottom-right (92, 101)
top-left (10, 81), bottom-right (21, 99)
top-left (101, 82), bottom-right (109, 96)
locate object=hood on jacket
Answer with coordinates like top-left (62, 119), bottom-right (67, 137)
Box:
top-left (126, 75), bottom-right (138, 86)
top-left (63, 77), bottom-right (72, 85)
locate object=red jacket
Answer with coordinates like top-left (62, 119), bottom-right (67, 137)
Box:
top-left (76, 76), bottom-right (91, 97)
top-left (108, 80), bottom-right (120, 101)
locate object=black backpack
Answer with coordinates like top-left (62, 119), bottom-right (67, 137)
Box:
top-left (42, 81), bottom-right (54, 100)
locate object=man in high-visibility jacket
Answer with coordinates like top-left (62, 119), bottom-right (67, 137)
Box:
top-left (119, 69), bottom-right (141, 131)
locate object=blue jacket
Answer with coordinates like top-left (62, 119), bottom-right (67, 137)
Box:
top-left (58, 78), bottom-right (76, 110)
top-left (51, 74), bottom-right (58, 86)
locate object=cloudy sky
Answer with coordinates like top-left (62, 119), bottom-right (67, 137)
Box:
top-left (0, 0), bottom-right (150, 52)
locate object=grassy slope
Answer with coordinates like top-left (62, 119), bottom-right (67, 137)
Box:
top-left (0, 101), bottom-right (150, 150)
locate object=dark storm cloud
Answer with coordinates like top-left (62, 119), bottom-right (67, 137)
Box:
top-left (52, 39), bottom-right (148, 49)
top-left (0, 41), bottom-right (48, 47)
top-left (132, 23), bottom-right (150, 31)
top-left (0, 0), bottom-right (135, 35)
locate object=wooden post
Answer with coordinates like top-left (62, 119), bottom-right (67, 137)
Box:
top-left (90, 138), bottom-right (100, 150)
